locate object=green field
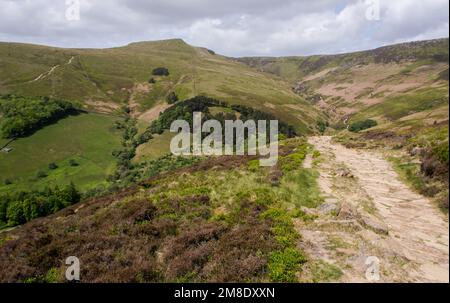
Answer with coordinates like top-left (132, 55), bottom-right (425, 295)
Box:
top-left (134, 130), bottom-right (175, 162)
top-left (0, 113), bottom-right (122, 193)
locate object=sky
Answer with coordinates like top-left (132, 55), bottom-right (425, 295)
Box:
top-left (0, 0), bottom-right (448, 57)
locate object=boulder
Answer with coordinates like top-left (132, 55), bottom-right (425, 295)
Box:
top-left (319, 202), bottom-right (341, 216)
top-left (338, 202), bottom-right (355, 220)
top-left (360, 216), bottom-right (389, 235)
top-left (336, 168), bottom-right (354, 178)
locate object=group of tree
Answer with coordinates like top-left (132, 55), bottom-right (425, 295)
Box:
top-left (0, 183), bottom-right (81, 228)
top-left (348, 119), bottom-right (378, 133)
top-left (110, 109), bottom-right (142, 185)
top-left (0, 95), bottom-right (78, 139)
top-left (137, 96), bottom-right (297, 146)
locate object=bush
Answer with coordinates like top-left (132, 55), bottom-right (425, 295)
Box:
top-left (4, 179), bottom-right (12, 185)
top-left (268, 248), bottom-right (306, 282)
top-left (349, 119), bottom-right (377, 133)
top-left (312, 150), bottom-right (321, 159)
top-left (152, 67), bottom-right (170, 76)
top-left (148, 78), bottom-right (156, 84)
top-left (69, 159), bottom-right (79, 167)
top-left (317, 120), bottom-right (329, 134)
top-left (36, 171), bottom-right (47, 179)
top-left (167, 92), bottom-right (179, 104)
top-left (421, 154), bottom-right (448, 179)
top-left (433, 142), bottom-right (449, 164)
top-left (48, 163), bottom-right (58, 170)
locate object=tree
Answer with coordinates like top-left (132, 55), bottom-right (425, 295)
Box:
top-left (65, 182), bottom-right (81, 204)
top-left (349, 119), bottom-right (378, 133)
top-left (167, 92), bottom-right (179, 104)
top-left (152, 67), bottom-right (169, 76)
top-left (6, 202), bottom-right (26, 226)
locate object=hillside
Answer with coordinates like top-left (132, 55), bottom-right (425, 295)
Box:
top-left (0, 139), bottom-right (323, 283)
top-left (238, 38), bottom-right (449, 130)
top-left (0, 39), bottom-right (325, 197)
top-left (0, 39), bottom-right (322, 134)
top-left (239, 37), bottom-right (449, 209)
top-left (0, 38), bottom-right (448, 283)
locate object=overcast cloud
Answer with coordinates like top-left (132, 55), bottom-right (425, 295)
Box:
top-left (0, 0), bottom-right (448, 57)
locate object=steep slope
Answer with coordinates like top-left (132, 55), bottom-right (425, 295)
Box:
top-left (0, 139), bottom-right (323, 283)
top-left (0, 39), bottom-right (323, 134)
top-left (238, 39), bottom-right (448, 82)
top-left (239, 39), bottom-right (449, 210)
top-left (237, 38), bottom-right (449, 127)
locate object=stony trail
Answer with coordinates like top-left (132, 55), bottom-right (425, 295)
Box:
top-left (301, 136), bottom-right (448, 282)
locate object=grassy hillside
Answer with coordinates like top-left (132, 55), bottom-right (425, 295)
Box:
top-left (0, 113), bottom-right (122, 193)
top-left (239, 38), bottom-right (449, 211)
top-left (239, 38), bottom-right (449, 137)
top-left (0, 138), bottom-right (331, 283)
top-left (238, 38), bottom-right (449, 82)
top-left (0, 39), bottom-right (323, 134)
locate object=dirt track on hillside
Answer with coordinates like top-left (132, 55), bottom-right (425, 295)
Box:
top-left (300, 136), bottom-right (449, 282)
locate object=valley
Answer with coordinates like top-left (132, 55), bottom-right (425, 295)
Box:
top-left (0, 38), bottom-right (448, 283)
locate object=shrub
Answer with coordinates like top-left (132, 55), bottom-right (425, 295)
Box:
top-left (48, 163), bottom-right (58, 170)
top-left (268, 248), bottom-right (306, 282)
top-left (6, 202), bottom-right (26, 226)
top-left (421, 155), bottom-right (446, 178)
top-left (433, 142), bottom-right (449, 164)
top-left (4, 179), bottom-right (12, 185)
top-left (280, 146), bottom-right (307, 172)
top-left (349, 119), bottom-right (377, 133)
top-left (36, 170), bottom-right (47, 179)
top-left (152, 67), bottom-right (169, 76)
top-left (317, 120), bottom-right (329, 134)
top-left (167, 92), bottom-right (179, 104)
top-left (312, 150), bottom-right (321, 159)
top-left (69, 159), bottom-right (79, 167)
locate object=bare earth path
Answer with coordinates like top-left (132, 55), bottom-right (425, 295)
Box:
top-left (300, 136), bottom-right (448, 282)
top-left (28, 56), bottom-right (75, 83)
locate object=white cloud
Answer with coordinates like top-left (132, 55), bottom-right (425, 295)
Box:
top-left (0, 0), bottom-right (448, 56)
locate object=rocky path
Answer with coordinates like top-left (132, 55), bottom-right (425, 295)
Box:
top-left (299, 136), bottom-right (448, 282)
